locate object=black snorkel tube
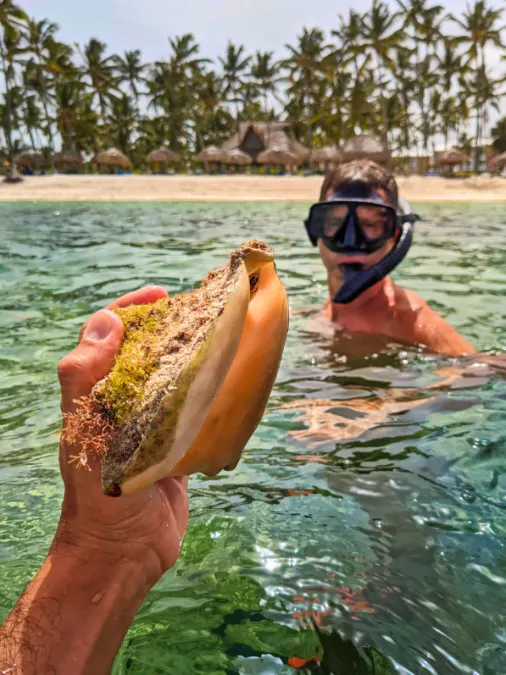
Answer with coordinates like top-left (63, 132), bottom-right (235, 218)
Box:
top-left (332, 219), bottom-right (414, 304)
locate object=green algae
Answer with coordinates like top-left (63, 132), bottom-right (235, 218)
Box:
top-left (96, 298), bottom-right (171, 425)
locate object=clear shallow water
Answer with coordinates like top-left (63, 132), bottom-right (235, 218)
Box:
top-left (0, 202), bottom-right (505, 674)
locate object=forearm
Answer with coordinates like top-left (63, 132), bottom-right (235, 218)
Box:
top-left (0, 546), bottom-right (155, 675)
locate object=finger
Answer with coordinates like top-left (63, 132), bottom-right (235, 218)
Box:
top-left (58, 309), bottom-right (124, 413)
top-left (108, 285), bottom-right (168, 309)
top-left (79, 286), bottom-right (168, 343)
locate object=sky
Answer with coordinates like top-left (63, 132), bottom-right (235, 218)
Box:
top-left (21, 0), bottom-right (505, 69)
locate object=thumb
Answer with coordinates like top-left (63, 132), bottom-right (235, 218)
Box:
top-left (58, 309), bottom-right (124, 413)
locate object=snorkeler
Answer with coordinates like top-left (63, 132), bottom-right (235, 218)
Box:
top-left (304, 160), bottom-right (475, 357)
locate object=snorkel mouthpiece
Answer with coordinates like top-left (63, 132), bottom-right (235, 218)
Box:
top-left (332, 222), bottom-right (414, 304)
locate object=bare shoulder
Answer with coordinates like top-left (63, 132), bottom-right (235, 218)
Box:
top-left (392, 285), bottom-right (475, 356)
top-left (393, 285), bottom-right (426, 315)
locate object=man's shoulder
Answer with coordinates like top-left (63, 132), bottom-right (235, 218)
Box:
top-left (392, 284), bottom-right (427, 315)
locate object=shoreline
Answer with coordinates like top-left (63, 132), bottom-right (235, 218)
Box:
top-left (0, 174), bottom-right (505, 202)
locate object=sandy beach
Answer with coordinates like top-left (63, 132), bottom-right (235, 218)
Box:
top-left (0, 174), bottom-right (505, 202)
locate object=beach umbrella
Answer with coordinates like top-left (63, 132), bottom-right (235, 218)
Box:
top-left (196, 145), bottom-right (226, 162)
top-left (222, 149), bottom-right (253, 165)
top-left (54, 150), bottom-right (83, 165)
top-left (309, 146), bottom-right (342, 164)
top-left (257, 148), bottom-right (301, 165)
top-left (15, 150), bottom-right (47, 167)
top-left (341, 135), bottom-right (390, 163)
top-left (146, 148), bottom-right (180, 163)
top-left (94, 147), bottom-right (132, 168)
top-left (435, 149), bottom-right (468, 167)
top-left (490, 151), bottom-right (506, 170)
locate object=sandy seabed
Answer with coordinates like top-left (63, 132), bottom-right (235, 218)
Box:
top-left (0, 174), bottom-right (505, 202)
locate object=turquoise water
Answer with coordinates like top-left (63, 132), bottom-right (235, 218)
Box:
top-left (0, 202), bottom-right (505, 674)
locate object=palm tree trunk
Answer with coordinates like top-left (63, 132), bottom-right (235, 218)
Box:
top-left (26, 123), bottom-right (36, 150)
top-left (474, 105), bottom-right (481, 174)
top-left (304, 71), bottom-right (312, 148)
top-left (0, 39), bottom-right (21, 183)
top-left (34, 48), bottom-right (56, 172)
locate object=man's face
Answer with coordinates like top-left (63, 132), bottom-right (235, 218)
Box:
top-left (317, 187), bottom-right (395, 274)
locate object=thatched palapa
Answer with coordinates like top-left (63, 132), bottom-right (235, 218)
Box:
top-left (16, 150), bottom-right (47, 167)
top-left (196, 145), bottom-right (226, 163)
top-left (146, 148), bottom-right (180, 163)
top-left (341, 135), bottom-right (391, 164)
top-left (256, 148), bottom-right (300, 165)
top-left (54, 150), bottom-right (83, 165)
top-left (435, 149), bottom-right (468, 167)
top-left (309, 146), bottom-right (342, 164)
top-left (222, 149), bottom-right (252, 165)
top-left (95, 147), bottom-right (131, 168)
top-left (490, 151), bottom-right (506, 170)
top-left (219, 122), bottom-right (309, 165)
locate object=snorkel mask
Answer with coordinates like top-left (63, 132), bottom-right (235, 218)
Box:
top-left (305, 189), bottom-right (421, 304)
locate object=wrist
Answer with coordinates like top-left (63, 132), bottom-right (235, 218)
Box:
top-left (1, 540), bottom-right (156, 675)
top-left (51, 528), bottom-right (164, 590)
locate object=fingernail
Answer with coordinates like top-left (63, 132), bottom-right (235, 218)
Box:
top-left (83, 310), bottom-right (113, 342)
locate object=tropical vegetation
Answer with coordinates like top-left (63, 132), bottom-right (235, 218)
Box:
top-left (0, 0), bottom-right (504, 173)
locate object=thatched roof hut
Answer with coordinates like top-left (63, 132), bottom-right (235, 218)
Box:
top-left (435, 149), bottom-right (468, 167)
top-left (196, 145), bottom-right (227, 163)
top-left (219, 122), bottom-right (309, 165)
top-left (95, 147), bottom-right (131, 168)
top-left (54, 150), bottom-right (83, 165)
top-left (146, 148), bottom-right (180, 164)
top-left (257, 148), bottom-right (300, 165)
top-left (490, 151), bottom-right (506, 170)
top-left (341, 135), bottom-right (391, 164)
top-left (309, 146), bottom-right (342, 164)
top-left (16, 150), bottom-right (47, 167)
top-left (222, 149), bottom-right (252, 165)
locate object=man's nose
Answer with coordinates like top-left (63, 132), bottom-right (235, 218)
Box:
top-left (343, 219), bottom-right (357, 247)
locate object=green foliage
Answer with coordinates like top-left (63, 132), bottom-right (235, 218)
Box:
top-left (0, 0), bottom-right (504, 170)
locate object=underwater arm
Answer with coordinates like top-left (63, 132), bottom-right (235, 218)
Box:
top-left (0, 287), bottom-right (189, 675)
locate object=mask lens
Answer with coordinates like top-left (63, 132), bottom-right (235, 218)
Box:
top-left (322, 204), bottom-right (349, 238)
top-left (356, 204), bottom-right (395, 240)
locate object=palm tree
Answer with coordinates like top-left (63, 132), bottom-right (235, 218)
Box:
top-left (0, 0), bottom-right (27, 182)
top-left (219, 42), bottom-right (251, 121)
top-left (21, 93), bottom-right (42, 148)
top-left (360, 0), bottom-right (405, 143)
top-left (452, 0), bottom-right (504, 171)
top-left (250, 51), bottom-right (281, 113)
top-left (168, 33), bottom-right (211, 152)
top-left (25, 18), bottom-right (60, 168)
top-left (398, 0), bottom-right (444, 153)
top-left (106, 93), bottom-right (136, 155)
top-left (80, 38), bottom-right (118, 119)
top-left (436, 37), bottom-right (464, 148)
top-left (192, 70), bottom-right (233, 150)
top-left (282, 28), bottom-right (327, 147)
top-left (113, 49), bottom-right (145, 108)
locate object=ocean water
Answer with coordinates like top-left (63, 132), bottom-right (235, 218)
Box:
top-left (0, 201), bottom-right (505, 674)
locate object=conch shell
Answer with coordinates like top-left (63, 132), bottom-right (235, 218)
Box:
top-left (63, 241), bottom-right (288, 497)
